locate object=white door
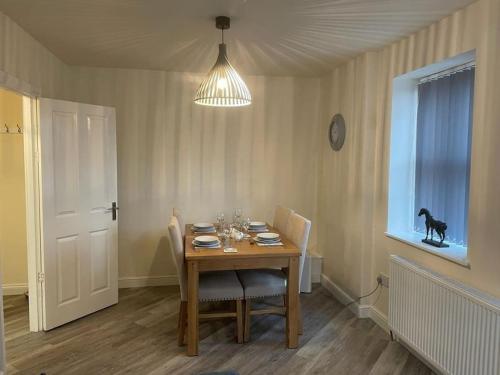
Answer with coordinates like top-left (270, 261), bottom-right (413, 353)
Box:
top-left (39, 98), bottom-right (118, 330)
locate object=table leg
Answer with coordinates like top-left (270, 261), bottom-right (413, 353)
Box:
top-left (286, 256), bottom-right (299, 348)
top-left (187, 260), bottom-right (199, 356)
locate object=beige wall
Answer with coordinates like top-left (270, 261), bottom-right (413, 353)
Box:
top-left (0, 10), bottom-right (71, 295)
top-left (0, 88), bottom-right (27, 287)
top-left (317, 0), bottom-right (500, 317)
top-left (0, 9), bottom-right (322, 283)
top-left (2, 1), bottom-right (499, 315)
top-left (0, 11), bottom-right (72, 99)
top-left (70, 67), bottom-right (321, 280)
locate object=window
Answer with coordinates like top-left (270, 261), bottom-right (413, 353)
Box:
top-left (387, 51), bottom-right (475, 265)
top-left (414, 67), bottom-right (474, 246)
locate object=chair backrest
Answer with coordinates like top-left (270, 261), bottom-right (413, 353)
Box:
top-left (168, 216), bottom-right (187, 301)
top-left (285, 212), bottom-right (311, 285)
top-left (173, 207), bottom-right (185, 236)
top-left (273, 205), bottom-right (294, 234)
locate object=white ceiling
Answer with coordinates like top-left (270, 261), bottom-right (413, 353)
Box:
top-left (0, 0), bottom-right (475, 76)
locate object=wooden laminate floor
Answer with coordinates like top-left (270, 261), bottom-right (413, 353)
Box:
top-left (3, 285), bottom-right (433, 375)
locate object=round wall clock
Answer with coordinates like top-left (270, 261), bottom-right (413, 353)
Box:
top-left (328, 113), bottom-right (346, 151)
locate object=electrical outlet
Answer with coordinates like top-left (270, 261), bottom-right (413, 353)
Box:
top-left (377, 273), bottom-right (390, 288)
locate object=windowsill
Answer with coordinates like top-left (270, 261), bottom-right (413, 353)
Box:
top-left (385, 231), bottom-right (470, 268)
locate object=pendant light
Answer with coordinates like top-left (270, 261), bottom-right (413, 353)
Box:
top-left (194, 16), bottom-right (251, 107)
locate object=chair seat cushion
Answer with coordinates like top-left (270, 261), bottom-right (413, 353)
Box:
top-left (237, 269), bottom-right (287, 298)
top-left (199, 271), bottom-right (244, 302)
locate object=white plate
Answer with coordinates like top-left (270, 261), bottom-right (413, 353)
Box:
top-left (194, 235), bottom-right (219, 244)
top-left (255, 237), bottom-right (280, 242)
top-left (193, 240), bottom-right (220, 246)
top-left (249, 221), bottom-right (266, 227)
top-left (257, 232), bottom-right (280, 240)
top-left (193, 242), bottom-right (220, 247)
top-left (193, 222), bottom-right (214, 229)
top-left (248, 228), bottom-right (269, 233)
top-left (192, 228), bottom-right (216, 233)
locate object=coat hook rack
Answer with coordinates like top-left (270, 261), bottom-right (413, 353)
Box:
top-left (1, 123), bottom-right (23, 135)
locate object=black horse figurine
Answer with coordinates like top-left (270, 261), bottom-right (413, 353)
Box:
top-left (418, 208), bottom-right (448, 247)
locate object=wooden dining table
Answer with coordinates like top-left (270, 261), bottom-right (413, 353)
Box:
top-left (184, 224), bottom-right (301, 356)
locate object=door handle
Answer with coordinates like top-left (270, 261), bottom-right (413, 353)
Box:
top-left (106, 202), bottom-right (119, 220)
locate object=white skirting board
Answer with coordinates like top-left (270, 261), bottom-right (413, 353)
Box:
top-left (2, 283), bottom-right (28, 296)
top-left (118, 276), bottom-right (178, 288)
top-left (320, 273), bottom-right (389, 332)
top-left (2, 278), bottom-right (179, 293)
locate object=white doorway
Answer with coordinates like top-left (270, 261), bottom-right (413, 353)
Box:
top-left (0, 87), bottom-right (33, 326)
top-left (0, 89), bottom-right (28, 297)
top-left (0, 87), bottom-right (39, 375)
top-left (0, 85), bottom-right (119, 372)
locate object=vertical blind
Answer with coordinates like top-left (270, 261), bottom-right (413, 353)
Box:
top-left (414, 67), bottom-right (475, 246)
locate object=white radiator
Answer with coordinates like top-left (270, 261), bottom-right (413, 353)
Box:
top-left (389, 255), bottom-right (500, 375)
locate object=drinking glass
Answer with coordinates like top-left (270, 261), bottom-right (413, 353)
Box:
top-left (216, 212), bottom-right (225, 232)
top-left (222, 223), bottom-right (232, 247)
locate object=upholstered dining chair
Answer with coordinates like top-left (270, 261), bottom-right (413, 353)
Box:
top-left (168, 216), bottom-right (244, 345)
top-left (237, 212), bottom-right (311, 342)
top-left (173, 207), bottom-right (185, 236)
top-left (273, 205), bottom-right (294, 234)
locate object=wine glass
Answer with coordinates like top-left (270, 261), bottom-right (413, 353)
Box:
top-left (233, 208), bottom-right (243, 229)
top-left (242, 217), bottom-right (251, 234)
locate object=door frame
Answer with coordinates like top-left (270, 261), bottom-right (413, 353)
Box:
top-left (0, 73), bottom-right (44, 332)
top-left (23, 96), bottom-right (44, 332)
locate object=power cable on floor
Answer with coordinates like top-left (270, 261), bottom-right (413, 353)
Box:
top-left (345, 280), bottom-right (381, 307)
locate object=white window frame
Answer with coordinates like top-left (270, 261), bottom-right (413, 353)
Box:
top-left (386, 50), bottom-right (475, 267)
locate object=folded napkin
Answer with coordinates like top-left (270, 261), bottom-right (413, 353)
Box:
top-left (193, 230), bottom-right (217, 234)
top-left (248, 228), bottom-right (269, 233)
top-left (256, 242), bottom-right (284, 247)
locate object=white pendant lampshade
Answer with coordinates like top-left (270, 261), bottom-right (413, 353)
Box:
top-left (194, 16), bottom-right (251, 107)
